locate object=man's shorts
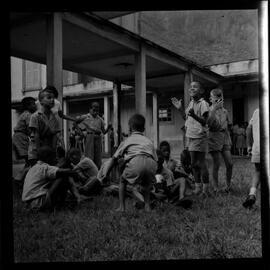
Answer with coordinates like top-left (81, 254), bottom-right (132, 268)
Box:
top-left (208, 131), bottom-right (232, 152)
top-left (27, 192), bottom-right (51, 211)
top-left (122, 155), bottom-right (157, 187)
top-left (186, 137), bottom-right (208, 152)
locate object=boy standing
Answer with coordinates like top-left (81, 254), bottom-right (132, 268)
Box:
top-left (242, 108), bottom-right (260, 209)
top-left (100, 114), bottom-right (157, 212)
top-left (172, 81), bottom-right (210, 197)
top-left (28, 88), bottom-right (59, 165)
top-left (13, 97), bottom-right (37, 182)
top-left (76, 102), bottom-right (112, 169)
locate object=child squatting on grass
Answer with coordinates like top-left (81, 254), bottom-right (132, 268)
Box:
top-left (171, 81), bottom-right (210, 197)
top-left (242, 108), bottom-right (260, 209)
top-left (99, 114), bottom-right (158, 212)
top-left (207, 88), bottom-right (233, 194)
top-left (22, 146), bottom-right (83, 211)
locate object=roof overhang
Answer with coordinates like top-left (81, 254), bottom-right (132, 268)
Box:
top-left (10, 12), bottom-right (223, 91)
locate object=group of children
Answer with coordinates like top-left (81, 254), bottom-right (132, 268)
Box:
top-left (13, 82), bottom-right (261, 212)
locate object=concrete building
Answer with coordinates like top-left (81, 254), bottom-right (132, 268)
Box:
top-left (10, 11), bottom-right (259, 158)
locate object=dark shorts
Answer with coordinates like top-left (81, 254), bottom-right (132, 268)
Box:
top-left (122, 155), bottom-right (157, 187)
top-left (186, 137), bottom-right (208, 152)
top-left (208, 131), bottom-right (232, 152)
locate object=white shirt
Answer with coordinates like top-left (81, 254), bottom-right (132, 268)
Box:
top-left (22, 161), bottom-right (58, 201)
top-left (249, 108), bottom-right (260, 157)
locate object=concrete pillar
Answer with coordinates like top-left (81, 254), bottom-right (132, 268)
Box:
top-left (135, 46), bottom-right (146, 116)
top-left (113, 82), bottom-right (121, 147)
top-left (103, 95), bottom-right (110, 153)
top-left (46, 12), bottom-right (63, 127)
top-left (152, 92), bottom-right (159, 148)
top-left (63, 99), bottom-right (68, 150)
top-left (184, 70), bottom-right (193, 109)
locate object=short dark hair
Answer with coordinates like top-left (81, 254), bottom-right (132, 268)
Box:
top-left (67, 148), bottom-right (81, 158)
top-left (44, 85), bottom-right (58, 98)
top-left (159, 140), bottom-right (170, 150)
top-left (37, 146), bottom-right (56, 164)
top-left (91, 102), bottom-right (100, 108)
top-left (56, 146), bottom-right (66, 158)
top-left (128, 114), bottom-right (145, 132)
top-left (21, 97), bottom-right (35, 110)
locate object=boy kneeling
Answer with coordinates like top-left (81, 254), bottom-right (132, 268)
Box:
top-left (100, 114), bottom-right (157, 212)
top-left (22, 146), bottom-right (81, 211)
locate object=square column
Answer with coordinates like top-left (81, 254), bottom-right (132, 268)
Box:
top-left (135, 46), bottom-right (146, 116)
top-left (184, 70), bottom-right (193, 109)
top-left (152, 92), bottom-right (159, 148)
top-left (113, 82), bottom-right (121, 147)
top-left (103, 95), bottom-right (110, 153)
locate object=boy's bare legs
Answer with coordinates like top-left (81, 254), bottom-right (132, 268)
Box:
top-left (243, 163), bottom-right (260, 208)
top-left (116, 177), bottom-right (126, 212)
top-left (221, 150), bottom-right (233, 190)
top-left (209, 151), bottom-right (220, 192)
top-left (140, 185), bottom-right (151, 212)
top-left (197, 152), bottom-right (210, 196)
top-left (190, 151), bottom-right (202, 194)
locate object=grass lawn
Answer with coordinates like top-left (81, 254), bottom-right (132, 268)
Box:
top-left (12, 157), bottom-right (262, 262)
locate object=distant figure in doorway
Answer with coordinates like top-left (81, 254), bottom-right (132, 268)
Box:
top-left (242, 108), bottom-right (260, 209)
top-left (171, 81), bottom-right (210, 197)
top-left (232, 122), bottom-right (239, 155)
top-left (236, 123), bottom-right (246, 156)
top-left (76, 102), bottom-right (112, 169)
top-left (12, 97), bottom-right (37, 184)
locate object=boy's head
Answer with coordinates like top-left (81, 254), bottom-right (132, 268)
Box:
top-left (38, 88), bottom-right (55, 109)
top-left (189, 81), bottom-right (204, 99)
top-left (90, 102), bottom-right (100, 117)
top-left (37, 146), bottom-right (57, 165)
top-left (21, 97), bottom-right (37, 113)
top-left (128, 114), bottom-right (145, 133)
top-left (68, 148), bottom-right (82, 165)
top-left (210, 88), bottom-right (223, 104)
top-left (44, 85), bottom-right (58, 99)
top-left (159, 141), bottom-right (171, 160)
top-left (56, 146), bottom-right (66, 160)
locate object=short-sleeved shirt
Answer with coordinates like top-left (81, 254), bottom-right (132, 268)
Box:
top-left (36, 99), bottom-right (62, 115)
top-left (22, 161), bottom-right (58, 202)
top-left (78, 113), bottom-right (104, 134)
top-left (113, 132), bottom-right (158, 162)
top-left (28, 110), bottom-right (59, 160)
top-left (249, 109), bottom-right (260, 159)
top-left (232, 124), bottom-right (239, 134)
top-left (72, 156), bottom-right (98, 184)
top-left (14, 111), bottom-right (32, 135)
top-left (185, 98), bottom-right (209, 139)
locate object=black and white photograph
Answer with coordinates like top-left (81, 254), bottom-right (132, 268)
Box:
top-left (4, 3), bottom-right (269, 266)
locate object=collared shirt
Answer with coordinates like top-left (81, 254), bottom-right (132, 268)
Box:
top-left (72, 156), bottom-right (98, 184)
top-left (113, 132), bottom-right (158, 162)
top-left (13, 111), bottom-right (32, 136)
top-left (209, 106), bottom-right (230, 131)
top-left (28, 109), bottom-right (59, 160)
top-left (185, 98), bottom-right (209, 138)
top-left (22, 161), bottom-right (59, 201)
top-left (249, 109), bottom-right (260, 156)
top-left (78, 113), bottom-right (104, 134)
top-left (36, 99), bottom-right (62, 115)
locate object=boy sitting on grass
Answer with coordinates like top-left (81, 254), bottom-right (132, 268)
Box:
top-left (99, 114), bottom-right (157, 212)
top-left (22, 146), bottom-right (83, 211)
top-left (68, 148), bottom-right (103, 196)
top-left (155, 149), bottom-right (193, 209)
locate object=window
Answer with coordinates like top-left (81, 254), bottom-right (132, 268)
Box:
top-left (159, 106), bottom-right (172, 122)
top-left (23, 60), bottom-right (42, 91)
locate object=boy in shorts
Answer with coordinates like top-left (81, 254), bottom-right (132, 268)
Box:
top-left (171, 81), bottom-right (210, 197)
top-left (100, 114), bottom-right (157, 212)
top-left (207, 88), bottom-right (233, 193)
top-left (242, 108), bottom-right (260, 209)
